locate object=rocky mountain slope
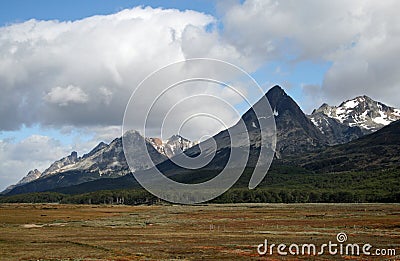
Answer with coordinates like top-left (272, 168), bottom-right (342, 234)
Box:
top-left (113, 85), bottom-right (329, 187)
top-left (267, 86), bottom-right (328, 158)
top-left (3, 132), bottom-right (196, 195)
top-left (293, 120), bottom-right (400, 172)
top-left (159, 85), bottom-right (326, 170)
top-left (4, 131), bottom-right (161, 194)
top-left (308, 112), bottom-right (364, 145)
top-left (40, 151), bottom-right (80, 178)
top-left (147, 135), bottom-right (196, 158)
top-left (2, 169), bottom-right (42, 194)
top-left (309, 96), bottom-right (400, 143)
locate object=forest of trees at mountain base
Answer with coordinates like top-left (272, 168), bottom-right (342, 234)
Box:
top-left (1, 167), bottom-right (399, 204)
top-left (0, 187), bottom-right (399, 204)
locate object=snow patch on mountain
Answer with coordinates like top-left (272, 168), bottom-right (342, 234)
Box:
top-left (40, 151), bottom-right (79, 177)
top-left (343, 99), bottom-right (359, 109)
top-left (310, 117), bottom-right (326, 134)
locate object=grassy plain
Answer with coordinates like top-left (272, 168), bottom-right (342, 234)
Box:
top-left (0, 203), bottom-right (399, 260)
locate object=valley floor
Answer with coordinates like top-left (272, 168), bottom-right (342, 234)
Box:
top-left (0, 203), bottom-right (399, 260)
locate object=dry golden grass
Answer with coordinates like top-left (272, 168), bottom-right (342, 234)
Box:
top-left (0, 203), bottom-right (399, 260)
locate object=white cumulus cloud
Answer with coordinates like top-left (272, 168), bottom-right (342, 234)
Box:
top-left (221, 0), bottom-right (400, 108)
top-left (44, 85), bottom-right (89, 106)
top-left (0, 6), bottom-right (228, 131)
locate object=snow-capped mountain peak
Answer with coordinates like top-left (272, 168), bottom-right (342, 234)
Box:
top-left (17, 169), bottom-right (42, 185)
top-left (40, 151), bottom-right (79, 177)
top-left (3, 132), bottom-right (196, 194)
top-left (1, 169), bottom-right (42, 194)
top-left (311, 95), bottom-right (400, 133)
top-left (147, 135), bottom-right (197, 158)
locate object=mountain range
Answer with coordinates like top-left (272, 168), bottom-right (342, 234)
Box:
top-left (309, 95), bottom-right (400, 144)
top-left (3, 85), bottom-right (400, 196)
top-left (2, 132), bottom-right (193, 194)
top-left (310, 95), bottom-right (400, 133)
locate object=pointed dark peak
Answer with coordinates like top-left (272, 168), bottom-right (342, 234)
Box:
top-left (260, 84), bottom-right (329, 156)
top-left (312, 103), bottom-right (332, 115)
top-left (119, 130), bottom-right (144, 146)
top-left (242, 85), bottom-right (300, 123)
top-left (97, 141), bottom-right (108, 147)
top-left (362, 95), bottom-right (373, 100)
top-left (270, 85), bottom-right (284, 91)
top-left (319, 103), bottom-right (330, 109)
top-left (265, 85), bottom-right (301, 114)
top-left (266, 85), bottom-right (286, 97)
top-left (83, 141), bottom-right (108, 158)
top-left (70, 151), bottom-right (78, 159)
